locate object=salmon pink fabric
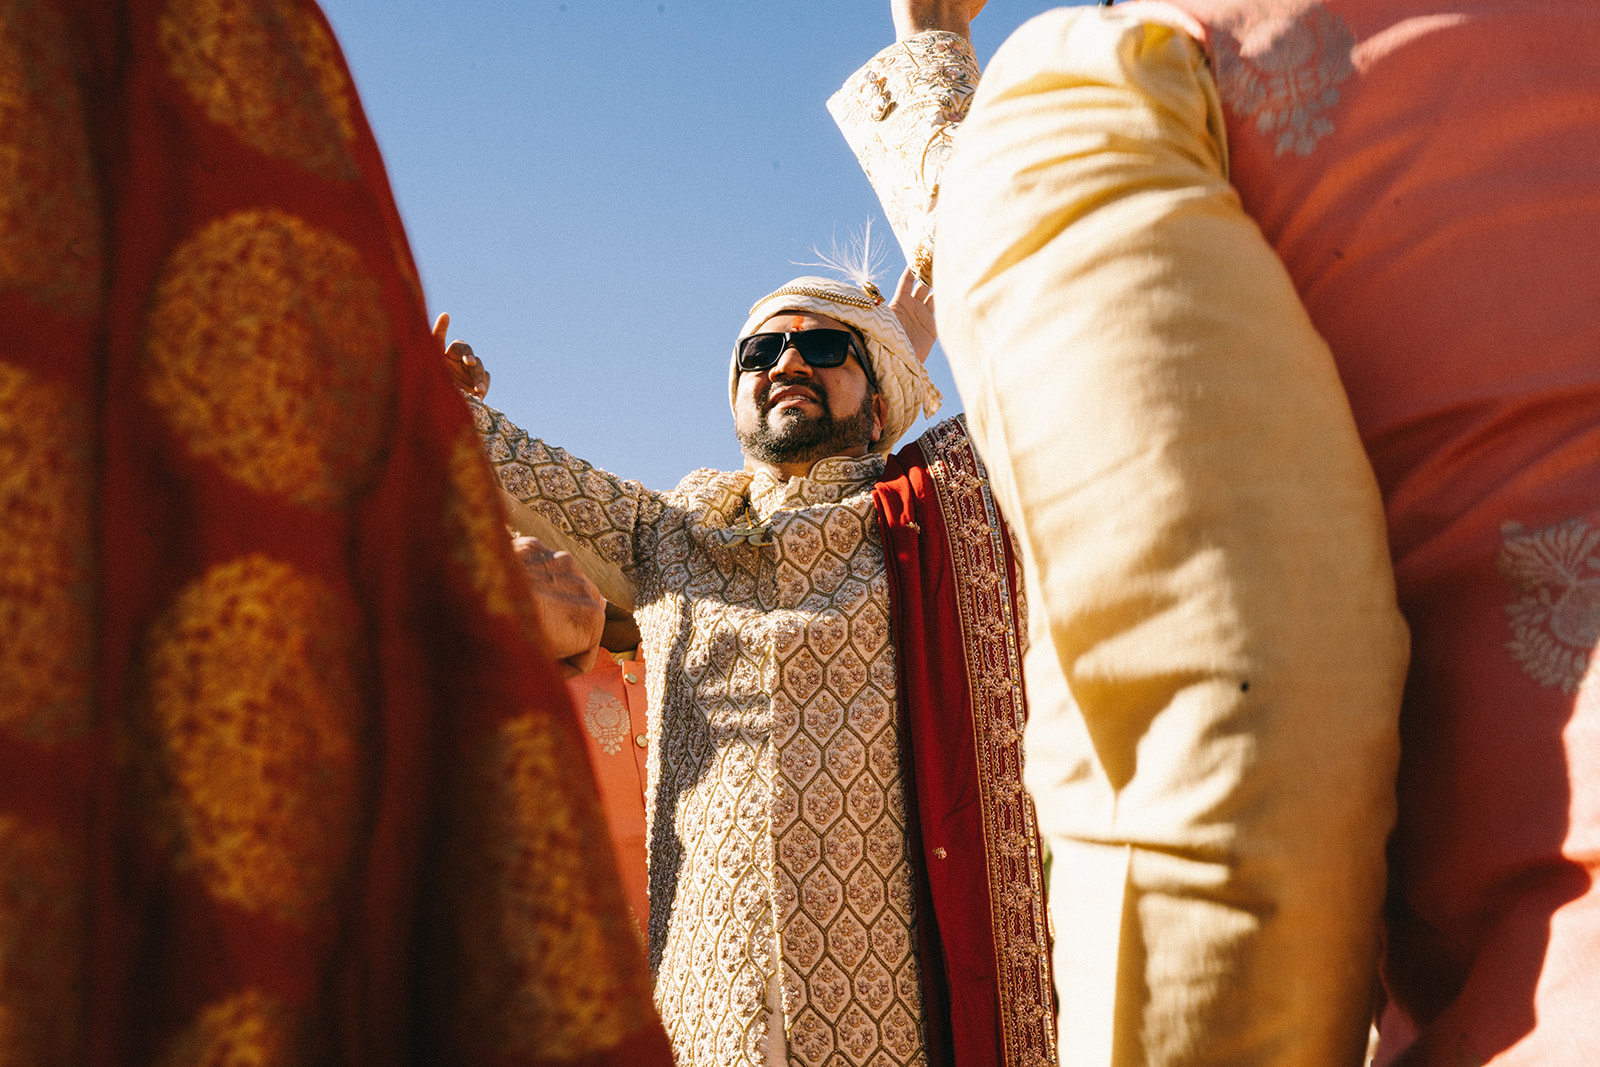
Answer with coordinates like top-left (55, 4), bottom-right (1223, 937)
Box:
top-left (1142, 2), bottom-right (1600, 1061)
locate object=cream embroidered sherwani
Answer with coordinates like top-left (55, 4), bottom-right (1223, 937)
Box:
top-left (834, 18), bottom-right (1408, 1067)
top-left (472, 397), bottom-right (927, 1067)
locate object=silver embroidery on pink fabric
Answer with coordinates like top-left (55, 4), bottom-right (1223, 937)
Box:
top-left (1212, 4), bottom-right (1355, 158)
top-left (1499, 518), bottom-right (1600, 693)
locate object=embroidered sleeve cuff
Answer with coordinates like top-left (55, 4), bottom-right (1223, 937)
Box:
top-left (828, 31), bottom-right (979, 283)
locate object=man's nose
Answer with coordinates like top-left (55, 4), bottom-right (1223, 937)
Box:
top-left (771, 343), bottom-right (812, 377)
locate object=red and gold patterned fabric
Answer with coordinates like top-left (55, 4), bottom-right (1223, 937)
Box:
top-left (0, 1), bottom-right (669, 1062)
top-left (874, 418), bottom-right (1055, 1067)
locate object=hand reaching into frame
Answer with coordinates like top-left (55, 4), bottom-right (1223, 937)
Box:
top-left (511, 535), bottom-right (605, 677)
top-left (889, 267), bottom-right (937, 364)
top-left (891, 0), bottom-right (986, 40)
top-left (432, 312), bottom-right (490, 399)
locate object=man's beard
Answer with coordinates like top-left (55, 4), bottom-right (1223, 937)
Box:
top-left (737, 379), bottom-right (878, 467)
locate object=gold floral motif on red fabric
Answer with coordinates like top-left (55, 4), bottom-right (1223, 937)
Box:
top-left (132, 555), bottom-right (368, 926)
top-left (444, 426), bottom-right (531, 629)
top-left (159, 0), bottom-right (360, 181)
top-left (143, 210), bottom-right (393, 509)
top-left (0, 815), bottom-right (86, 1067)
top-left (0, 0), bottom-right (104, 314)
top-left (0, 362), bottom-right (94, 745)
top-left (452, 710), bottom-right (656, 1060)
top-left (155, 990), bottom-right (306, 1067)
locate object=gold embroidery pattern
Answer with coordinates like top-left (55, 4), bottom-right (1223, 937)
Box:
top-left (0, 362), bottom-right (94, 744)
top-left (444, 425), bottom-right (532, 630)
top-left (143, 210), bottom-right (393, 509)
top-left (454, 710), bottom-right (655, 1059)
top-left (134, 555), bottom-right (367, 926)
top-left (0, 0), bottom-right (104, 314)
top-left (828, 32), bottom-right (978, 283)
top-left (472, 400), bottom-right (925, 1067)
top-left (156, 990), bottom-right (306, 1067)
top-left (650, 459), bottom-right (927, 1067)
top-left (471, 396), bottom-right (655, 573)
top-left (1499, 518), bottom-right (1600, 693)
top-left (159, 0), bottom-right (359, 180)
top-left (921, 418), bottom-right (1056, 1067)
top-left (0, 816), bottom-right (86, 1067)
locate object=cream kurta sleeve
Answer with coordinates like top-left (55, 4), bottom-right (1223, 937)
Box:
top-left (828, 31), bottom-right (978, 283)
top-left (878, 8), bottom-right (1407, 1066)
top-left (468, 395), bottom-right (663, 609)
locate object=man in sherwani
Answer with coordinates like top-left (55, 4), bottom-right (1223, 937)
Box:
top-left (464, 269), bottom-right (1055, 1067)
top-left (834, 0), bottom-right (1600, 1063)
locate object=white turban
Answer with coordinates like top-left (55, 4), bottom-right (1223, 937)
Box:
top-left (731, 276), bottom-right (942, 454)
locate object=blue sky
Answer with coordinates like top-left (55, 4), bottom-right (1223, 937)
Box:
top-left (322, 0), bottom-right (1084, 489)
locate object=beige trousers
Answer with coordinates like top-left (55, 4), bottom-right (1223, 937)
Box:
top-left (935, 8), bottom-right (1409, 1064)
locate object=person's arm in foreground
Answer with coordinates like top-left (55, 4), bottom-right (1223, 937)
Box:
top-left (933, 6), bottom-right (1408, 1065)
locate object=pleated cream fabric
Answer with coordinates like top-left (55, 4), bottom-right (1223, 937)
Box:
top-left (933, 9), bottom-right (1409, 1064)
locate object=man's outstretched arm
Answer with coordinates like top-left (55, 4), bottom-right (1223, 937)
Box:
top-left (935, 7), bottom-right (1407, 1065)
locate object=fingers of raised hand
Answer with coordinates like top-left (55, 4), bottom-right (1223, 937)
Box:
top-left (889, 266), bottom-right (938, 363)
top-left (446, 338), bottom-right (490, 398)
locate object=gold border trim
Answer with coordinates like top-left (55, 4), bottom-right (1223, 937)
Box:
top-left (920, 417), bottom-right (1056, 1067)
top-left (749, 284), bottom-right (880, 314)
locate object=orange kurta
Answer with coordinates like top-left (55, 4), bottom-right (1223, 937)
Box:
top-left (0, 1), bottom-right (668, 1063)
top-left (567, 651), bottom-right (652, 932)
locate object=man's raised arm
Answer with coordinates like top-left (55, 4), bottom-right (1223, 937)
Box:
top-left (930, 6), bottom-right (1408, 1065)
top-left (826, 3), bottom-right (983, 283)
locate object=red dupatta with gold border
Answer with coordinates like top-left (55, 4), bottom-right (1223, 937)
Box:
top-left (873, 417), bottom-right (1057, 1067)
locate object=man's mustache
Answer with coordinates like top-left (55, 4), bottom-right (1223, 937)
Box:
top-left (759, 376), bottom-right (828, 414)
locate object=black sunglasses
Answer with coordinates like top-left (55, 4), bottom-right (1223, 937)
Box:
top-left (734, 329), bottom-right (876, 388)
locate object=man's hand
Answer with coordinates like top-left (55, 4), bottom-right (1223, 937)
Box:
top-left (889, 267), bottom-right (937, 363)
top-left (512, 535), bottom-right (604, 676)
top-left (891, 0), bottom-right (985, 40)
top-left (432, 312), bottom-right (490, 399)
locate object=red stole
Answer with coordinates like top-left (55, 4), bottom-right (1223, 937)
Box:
top-left (873, 418), bottom-right (1056, 1067)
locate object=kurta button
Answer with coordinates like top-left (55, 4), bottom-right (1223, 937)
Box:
top-left (933, 847), bottom-right (948, 860)
top-left (634, 734), bottom-right (648, 749)
top-left (624, 672), bottom-right (639, 684)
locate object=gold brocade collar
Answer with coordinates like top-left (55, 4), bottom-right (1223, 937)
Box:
top-left (747, 453), bottom-right (886, 522)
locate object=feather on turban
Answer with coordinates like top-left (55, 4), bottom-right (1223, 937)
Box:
top-left (731, 276), bottom-right (942, 454)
